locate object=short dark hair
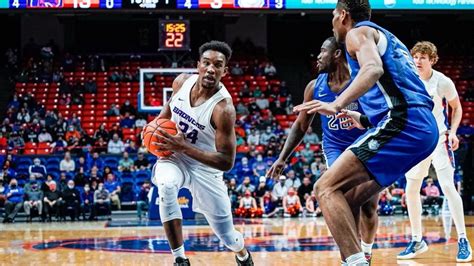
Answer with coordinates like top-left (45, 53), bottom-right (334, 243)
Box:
top-left (337, 0), bottom-right (371, 22)
top-left (199, 40), bottom-right (232, 64)
top-left (325, 36), bottom-right (343, 52)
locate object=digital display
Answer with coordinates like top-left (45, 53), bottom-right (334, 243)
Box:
top-left (0, 0), bottom-right (473, 9)
top-left (159, 20), bottom-right (191, 51)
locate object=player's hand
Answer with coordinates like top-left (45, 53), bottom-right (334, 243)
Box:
top-left (336, 109), bottom-right (365, 130)
top-left (448, 133), bottom-right (460, 151)
top-left (266, 158), bottom-right (286, 180)
top-left (153, 126), bottom-right (188, 153)
top-left (293, 100), bottom-right (338, 116)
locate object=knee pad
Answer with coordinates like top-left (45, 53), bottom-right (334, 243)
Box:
top-left (158, 183), bottom-right (182, 223)
top-left (219, 230), bottom-right (245, 253)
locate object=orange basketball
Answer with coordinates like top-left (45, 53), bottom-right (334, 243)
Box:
top-left (141, 117), bottom-right (177, 157)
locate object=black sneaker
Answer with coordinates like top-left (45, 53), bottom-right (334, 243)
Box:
top-left (174, 257), bottom-right (190, 266)
top-left (236, 250), bottom-right (254, 266)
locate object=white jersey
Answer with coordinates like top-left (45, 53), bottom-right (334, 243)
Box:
top-left (286, 195), bottom-right (299, 206)
top-left (168, 74), bottom-right (232, 178)
top-left (242, 197), bottom-right (253, 209)
top-left (421, 69), bottom-right (458, 135)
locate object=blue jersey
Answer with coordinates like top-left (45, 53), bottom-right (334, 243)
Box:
top-left (346, 21), bottom-right (434, 126)
top-left (313, 73), bottom-right (365, 152)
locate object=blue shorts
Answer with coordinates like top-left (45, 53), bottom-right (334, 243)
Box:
top-left (349, 107), bottom-right (438, 187)
top-left (323, 148), bottom-right (344, 168)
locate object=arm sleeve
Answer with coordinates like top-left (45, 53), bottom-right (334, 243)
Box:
top-left (360, 115), bottom-right (373, 129)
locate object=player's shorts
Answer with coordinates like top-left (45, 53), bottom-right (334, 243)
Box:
top-left (322, 146), bottom-right (344, 168)
top-left (349, 107), bottom-right (438, 187)
top-left (152, 157), bottom-right (233, 223)
top-left (405, 133), bottom-right (455, 180)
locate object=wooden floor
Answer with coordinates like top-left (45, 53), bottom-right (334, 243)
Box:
top-left (0, 215), bottom-right (473, 265)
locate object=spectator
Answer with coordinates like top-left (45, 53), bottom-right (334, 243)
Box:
top-left (423, 177), bottom-right (442, 209)
top-left (2, 179), bottom-right (24, 223)
top-left (255, 176), bottom-right (268, 201)
top-left (93, 182), bottom-right (111, 220)
top-left (94, 136), bottom-right (108, 154)
top-left (231, 63), bottom-right (244, 76)
top-left (125, 139), bottom-right (138, 154)
top-left (71, 90), bottom-right (85, 105)
top-left (106, 104), bottom-right (120, 117)
top-left (74, 167), bottom-right (88, 188)
top-left (104, 173), bottom-right (121, 210)
top-left (43, 181), bottom-right (63, 222)
top-left (135, 115), bottom-right (147, 129)
top-left (81, 184), bottom-right (94, 220)
top-left (24, 175), bottom-right (39, 193)
top-left (0, 132), bottom-right (7, 148)
top-left (236, 176), bottom-right (256, 195)
top-left (227, 178), bottom-right (239, 209)
top-left (261, 191), bottom-right (278, 218)
top-left (76, 156), bottom-right (89, 173)
top-left (24, 182), bottom-right (43, 222)
top-left (303, 127), bottom-right (320, 144)
top-left (235, 189), bottom-right (262, 218)
top-left (58, 172), bottom-right (69, 192)
top-left (108, 133), bottom-right (125, 154)
top-left (285, 170), bottom-right (301, 189)
top-left (62, 180), bottom-right (81, 221)
top-left (84, 79), bottom-right (97, 93)
top-left (118, 152), bottom-right (134, 172)
top-left (51, 135), bottom-right (68, 154)
top-left (60, 152), bottom-right (76, 173)
top-left (29, 158), bottom-right (47, 179)
top-left (38, 128), bottom-right (53, 143)
top-left (109, 70), bottom-right (122, 82)
top-left (464, 87), bottom-right (474, 102)
top-left (41, 174), bottom-right (54, 193)
top-left (297, 176), bottom-right (313, 205)
top-left (134, 152), bottom-right (150, 171)
top-left (260, 126), bottom-right (276, 146)
top-left (264, 63), bottom-right (277, 77)
top-left (65, 125), bottom-right (81, 143)
top-left (88, 152), bottom-right (104, 171)
top-left (136, 181), bottom-right (151, 220)
top-left (283, 187), bottom-right (302, 217)
top-left (89, 166), bottom-right (102, 183)
top-left (7, 132), bottom-right (25, 151)
top-left (237, 157), bottom-right (253, 180)
top-left (109, 124), bottom-right (123, 139)
top-left (7, 94), bottom-right (20, 110)
top-left (94, 123), bottom-right (109, 142)
top-left (378, 188), bottom-right (395, 216)
top-left (255, 94), bottom-right (270, 110)
top-left (16, 108), bottom-right (31, 123)
top-left (247, 129), bottom-right (260, 146)
top-left (271, 101), bottom-right (286, 116)
top-left (236, 102), bottom-right (250, 116)
top-left (119, 112), bottom-right (135, 129)
top-left (252, 154), bottom-right (267, 177)
top-left (305, 191), bottom-right (322, 217)
top-left (120, 100), bottom-right (137, 116)
top-left (272, 175), bottom-right (288, 205)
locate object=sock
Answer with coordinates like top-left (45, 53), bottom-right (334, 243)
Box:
top-left (458, 233), bottom-right (467, 240)
top-left (346, 252), bottom-right (366, 265)
top-left (412, 235), bottom-right (422, 242)
top-left (172, 245), bottom-right (186, 259)
top-left (236, 250), bottom-right (249, 261)
top-left (361, 241), bottom-right (373, 254)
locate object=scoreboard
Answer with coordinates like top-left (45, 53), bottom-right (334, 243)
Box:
top-left (159, 20), bottom-right (190, 51)
top-left (1, 0), bottom-right (473, 9)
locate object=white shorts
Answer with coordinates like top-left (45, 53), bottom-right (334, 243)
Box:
top-left (405, 134), bottom-right (455, 180)
top-left (151, 157), bottom-right (233, 223)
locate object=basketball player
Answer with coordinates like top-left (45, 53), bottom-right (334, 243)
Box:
top-left (397, 41), bottom-right (471, 262)
top-left (151, 41), bottom-right (253, 266)
top-left (267, 36), bottom-right (378, 264)
top-left (293, 1), bottom-right (438, 264)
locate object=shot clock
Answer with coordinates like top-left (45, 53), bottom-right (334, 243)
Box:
top-left (158, 20), bottom-right (190, 51)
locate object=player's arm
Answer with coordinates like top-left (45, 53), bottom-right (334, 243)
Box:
top-left (267, 80), bottom-right (316, 178)
top-left (441, 77), bottom-right (463, 150)
top-left (333, 27), bottom-right (384, 111)
top-left (157, 73), bottom-right (192, 120)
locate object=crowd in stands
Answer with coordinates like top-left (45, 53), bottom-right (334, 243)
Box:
top-left (0, 40), bottom-right (472, 223)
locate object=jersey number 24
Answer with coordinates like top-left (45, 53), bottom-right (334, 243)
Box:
top-left (179, 121), bottom-right (199, 144)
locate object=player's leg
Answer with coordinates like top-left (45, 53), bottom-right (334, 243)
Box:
top-left (193, 176), bottom-right (253, 265)
top-left (314, 150), bottom-right (383, 263)
top-left (397, 156), bottom-right (431, 259)
top-left (359, 193), bottom-right (379, 262)
top-left (151, 160), bottom-right (188, 264)
top-left (432, 140), bottom-right (472, 262)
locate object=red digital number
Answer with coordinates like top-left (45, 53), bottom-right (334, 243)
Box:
top-left (165, 33), bottom-right (184, 48)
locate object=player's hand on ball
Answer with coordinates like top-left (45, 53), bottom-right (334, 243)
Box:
top-left (152, 126), bottom-right (187, 153)
top-left (448, 132), bottom-right (459, 151)
top-left (266, 158), bottom-right (285, 180)
top-left (336, 109), bottom-right (364, 130)
top-left (293, 100), bottom-right (338, 116)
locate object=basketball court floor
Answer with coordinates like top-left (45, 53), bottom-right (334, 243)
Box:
top-left (0, 215), bottom-right (472, 265)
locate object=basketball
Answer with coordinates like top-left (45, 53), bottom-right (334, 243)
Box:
top-left (141, 118), bottom-right (177, 157)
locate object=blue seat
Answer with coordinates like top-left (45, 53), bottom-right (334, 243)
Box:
top-left (47, 165), bottom-right (60, 174)
top-left (134, 170), bottom-right (151, 182)
top-left (65, 172), bottom-right (75, 180)
top-left (46, 157), bottom-right (61, 167)
top-left (17, 157), bottom-right (33, 167)
top-left (120, 181), bottom-right (136, 202)
top-left (104, 158), bottom-right (119, 171)
top-left (147, 155), bottom-right (157, 165)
